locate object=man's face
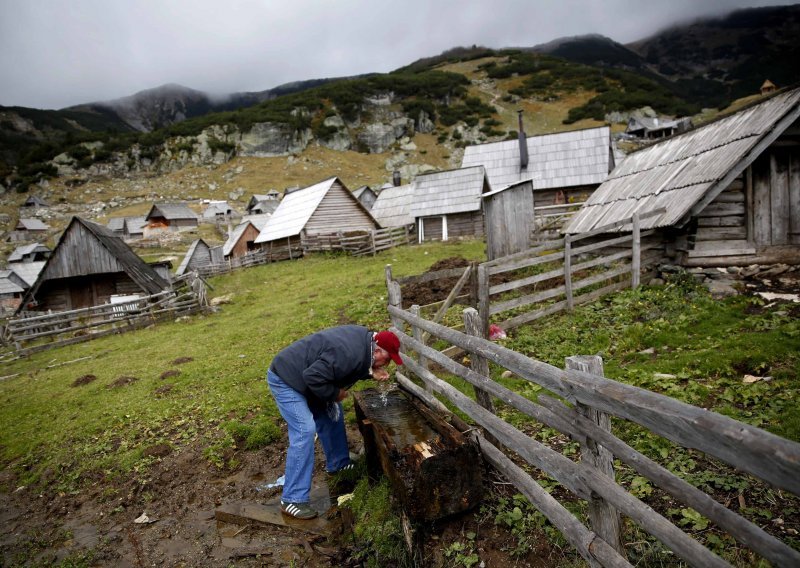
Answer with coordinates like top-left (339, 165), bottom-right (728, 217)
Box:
top-left (373, 346), bottom-right (391, 369)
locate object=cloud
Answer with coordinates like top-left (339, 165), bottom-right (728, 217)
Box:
top-left (0, 0), bottom-right (794, 109)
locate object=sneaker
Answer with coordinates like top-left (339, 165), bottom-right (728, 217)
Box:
top-left (337, 463), bottom-right (355, 472)
top-left (280, 500), bottom-right (318, 520)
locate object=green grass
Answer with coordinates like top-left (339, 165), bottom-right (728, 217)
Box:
top-left (0, 240), bottom-right (484, 490)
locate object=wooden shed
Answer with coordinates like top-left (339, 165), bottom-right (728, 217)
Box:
top-left (461, 125), bottom-right (614, 207)
top-left (19, 217), bottom-right (170, 313)
top-left (8, 243), bottom-right (50, 263)
top-left (482, 180), bottom-right (536, 260)
top-left (564, 87), bottom-right (800, 267)
top-left (0, 270), bottom-right (27, 312)
top-left (144, 203), bottom-right (198, 237)
top-left (410, 166), bottom-right (491, 242)
top-left (22, 195), bottom-right (49, 208)
top-left (123, 216), bottom-right (146, 241)
top-left (352, 185), bottom-right (378, 210)
top-left (8, 218), bottom-right (50, 242)
top-left (254, 177), bottom-right (379, 257)
top-left (223, 221), bottom-right (261, 260)
top-left (175, 239), bottom-right (223, 276)
top-left (370, 183), bottom-right (415, 229)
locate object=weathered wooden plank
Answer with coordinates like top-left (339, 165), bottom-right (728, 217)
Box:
top-left (538, 396), bottom-right (800, 568)
top-left (387, 305), bottom-right (800, 495)
top-left (696, 216), bottom-right (746, 227)
top-left (564, 234), bottom-right (574, 310)
top-left (571, 208), bottom-right (666, 243)
top-left (771, 152), bottom-right (790, 244)
top-left (483, 238), bottom-right (566, 269)
top-left (488, 250), bottom-right (565, 276)
top-left (421, 266), bottom-right (472, 344)
top-left (791, 153), bottom-right (800, 242)
top-left (567, 356), bottom-right (624, 558)
top-left (401, 352), bottom-right (731, 568)
top-left (480, 440), bottom-right (633, 568)
top-left (476, 264), bottom-right (490, 337)
top-left (631, 213), bottom-right (641, 289)
top-left (215, 493), bottom-right (332, 536)
top-left (463, 308), bottom-right (495, 415)
top-left (702, 202), bottom-right (746, 217)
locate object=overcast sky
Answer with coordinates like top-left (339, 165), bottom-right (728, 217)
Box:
top-left (1, 0), bottom-right (796, 110)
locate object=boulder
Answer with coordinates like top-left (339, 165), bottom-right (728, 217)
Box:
top-left (705, 280), bottom-right (739, 299)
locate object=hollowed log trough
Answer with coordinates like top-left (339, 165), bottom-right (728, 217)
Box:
top-left (353, 388), bottom-right (483, 522)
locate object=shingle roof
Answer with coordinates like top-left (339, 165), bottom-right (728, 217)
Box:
top-left (461, 126), bottom-right (613, 191)
top-left (255, 177), bottom-right (336, 243)
top-left (410, 166), bottom-right (489, 217)
top-left (107, 217), bottom-right (126, 232)
top-left (223, 221), bottom-right (254, 256)
top-left (124, 216), bottom-right (147, 234)
top-left (0, 277), bottom-right (24, 295)
top-left (370, 183), bottom-right (415, 227)
top-left (8, 261), bottom-right (45, 287)
top-left (564, 87), bottom-right (800, 234)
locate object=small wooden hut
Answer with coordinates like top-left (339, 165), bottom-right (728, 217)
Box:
top-left (175, 239), bottom-right (223, 276)
top-left (144, 203), bottom-right (198, 237)
top-left (19, 217), bottom-right (170, 312)
top-left (8, 243), bottom-right (51, 263)
top-left (223, 221), bottom-right (261, 260)
top-left (565, 87), bottom-right (800, 267)
top-left (8, 218), bottom-right (49, 242)
top-left (482, 180), bottom-right (535, 260)
top-left (410, 166), bottom-right (491, 242)
top-left (254, 177), bottom-right (378, 258)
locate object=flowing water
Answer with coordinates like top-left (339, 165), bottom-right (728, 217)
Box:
top-left (362, 388), bottom-right (439, 449)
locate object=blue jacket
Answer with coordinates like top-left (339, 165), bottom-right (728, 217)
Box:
top-left (269, 325), bottom-right (373, 407)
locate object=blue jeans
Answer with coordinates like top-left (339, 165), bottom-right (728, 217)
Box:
top-left (267, 369), bottom-right (350, 503)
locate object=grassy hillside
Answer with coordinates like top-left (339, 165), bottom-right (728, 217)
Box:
top-left (0, 241), bottom-right (798, 565)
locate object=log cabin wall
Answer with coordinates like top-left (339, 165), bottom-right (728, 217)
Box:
top-left (418, 212), bottom-right (483, 242)
top-left (304, 180), bottom-right (376, 236)
top-left (32, 272), bottom-right (140, 311)
top-left (228, 224), bottom-right (260, 259)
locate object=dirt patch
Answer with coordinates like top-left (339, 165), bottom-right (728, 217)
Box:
top-left (160, 369), bottom-right (181, 380)
top-left (71, 374), bottom-right (97, 387)
top-left (142, 443), bottom-right (173, 459)
top-left (401, 257), bottom-right (471, 308)
top-left (154, 384), bottom-right (174, 397)
top-left (108, 376), bottom-right (139, 388)
top-left (172, 357), bottom-right (194, 365)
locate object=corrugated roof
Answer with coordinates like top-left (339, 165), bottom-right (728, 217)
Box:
top-left (255, 177), bottom-right (336, 243)
top-left (564, 88), bottom-right (800, 234)
top-left (146, 203), bottom-right (198, 221)
top-left (410, 166), bottom-right (489, 217)
top-left (370, 183), bottom-right (415, 227)
top-left (461, 126), bottom-right (613, 191)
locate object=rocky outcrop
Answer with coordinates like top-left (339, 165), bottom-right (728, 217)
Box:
top-left (358, 118), bottom-right (415, 154)
top-left (238, 123), bottom-right (312, 157)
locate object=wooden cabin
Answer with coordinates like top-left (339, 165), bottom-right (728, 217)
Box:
top-left (175, 239), bottom-right (223, 276)
top-left (8, 243), bottom-right (50, 263)
top-left (410, 166), bottom-right (490, 242)
top-left (0, 270), bottom-right (28, 312)
top-left (565, 87), bottom-right (800, 267)
top-left (18, 217), bottom-right (170, 313)
top-left (370, 183), bottom-right (415, 230)
top-left (461, 123), bottom-right (615, 208)
top-left (8, 218), bottom-right (50, 242)
top-left (254, 177), bottom-right (379, 258)
top-left (352, 186), bottom-right (378, 210)
top-left (202, 201), bottom-right (240, 222)
top-left (482, 180), bottom-right (535, 260)
top-left (144, 203), bottom-right (198, 237)
top-left (223, 221), bottom-right (261, 260)
top-left (123, 216), bottom-right (146, 241)
top-left (107, 217), bottom-right (126, 235)
top-left (22, 195), bottom-right (49, 208)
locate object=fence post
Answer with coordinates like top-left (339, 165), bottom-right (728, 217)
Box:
top-left (463, 308), bottom-right (495, 415)
top-left (371, 230), bottom-right (377, 257)
top-left (385, 264), bottom-right (404, 331)
top-left (468, 261), bottom-right (479, 309)
top-left (476, 263), bottom-right (490, 338)
top-left (410, 304), bottom-right (429, 390)
top-left (564, 234), bottom-right (573, 311)
top-left (287, 237), bottom-right (293, 260)
top-left (565, 355), bottom-right (625, 560)
top-left (632, 212), bottom-right (641, 289)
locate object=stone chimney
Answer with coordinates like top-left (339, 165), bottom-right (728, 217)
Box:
top-left (518, 110), bottom-right (529, 170)
top-left (393, 171), bottom-right (401, 186)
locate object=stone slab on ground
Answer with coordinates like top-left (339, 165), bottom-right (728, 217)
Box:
top-left (215, 485), bottom-right (333, 536)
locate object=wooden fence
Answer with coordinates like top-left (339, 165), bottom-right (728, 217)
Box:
top-left (0, 275), bottom-right (207, 357)
top-left (197, 249), bottom-right (272, 277)
top-left (385, 210), bottom-right (667, 348)
top-left (533, 201), bottom-right (585, 237)
top-left (476, 209), bottom-right (666, 335)
top-left (302, 225), bottom-right (413, 257)
top-left (387, 305), bottom-right (800, 568)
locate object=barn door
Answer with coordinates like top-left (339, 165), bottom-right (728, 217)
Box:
top-left (69, 277), bottom-right (93, 310)
top-left (751, 148), bottom-right (800, 246)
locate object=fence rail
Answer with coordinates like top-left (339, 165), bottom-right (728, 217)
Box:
top-left (302, 225), bottom-right (413, 257)
top-left (0, 277), bottom-right (207, 357)
top-left (388, 304), bottom-right (800, 568)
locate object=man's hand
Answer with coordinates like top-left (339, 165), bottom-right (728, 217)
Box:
top-left (373, 368), bottom-right (390, 381)
top-left (336, 389), bottom-right (348, 402)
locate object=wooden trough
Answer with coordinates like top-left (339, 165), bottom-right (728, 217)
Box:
top-left (353, 388), bottom-right (483, 523)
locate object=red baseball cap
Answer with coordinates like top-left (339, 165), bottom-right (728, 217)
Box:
top-left (375, 331), bottom-right (403, 365)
